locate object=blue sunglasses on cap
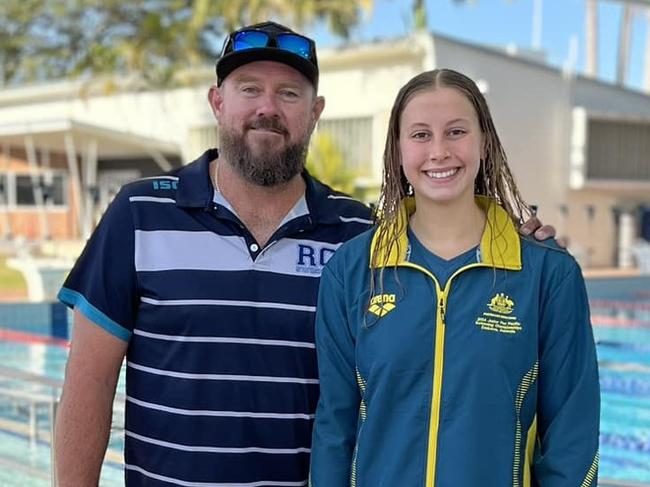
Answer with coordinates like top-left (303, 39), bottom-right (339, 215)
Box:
top-left (221, 29), bottom-right (316, 63)
top-left (216, 22), bottom-right (319, 87)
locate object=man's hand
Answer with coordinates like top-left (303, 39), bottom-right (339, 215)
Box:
top-left (519, 215), bottom-right (557, 242)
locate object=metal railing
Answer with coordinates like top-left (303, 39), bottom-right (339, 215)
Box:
top-left (0, 364), bottom-right (124, 486)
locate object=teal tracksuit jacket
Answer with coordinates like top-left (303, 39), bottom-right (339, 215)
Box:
top-left (310, 197), bottom-right (600, 487)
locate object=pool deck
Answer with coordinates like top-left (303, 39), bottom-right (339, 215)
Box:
top-left (0, 290), bottom-right (28, 303)
top-left (584, 268), bottom-right (643, 279)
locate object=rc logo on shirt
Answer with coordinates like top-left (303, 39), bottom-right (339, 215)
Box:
top-left (368, 294), bottom-right (397, 317)
top-left (295, 244), bottom-right (337, 274)
top-left (475, 293), bottom-right (522, 334)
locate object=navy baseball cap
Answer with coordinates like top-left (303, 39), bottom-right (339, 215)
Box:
top-left (216, 21), bottom-right (319, 88)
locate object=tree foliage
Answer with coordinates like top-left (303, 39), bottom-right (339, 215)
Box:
top-left (0, 0), bottom-right (373, 87)
top-left (306, 131), bottom-right (358, 196)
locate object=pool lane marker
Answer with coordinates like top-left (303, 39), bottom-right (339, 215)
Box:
top-left (0, 329), bottom-right (69, 348)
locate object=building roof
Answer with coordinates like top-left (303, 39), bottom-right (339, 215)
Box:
top-left (0, 118), bottom-right (180, 159)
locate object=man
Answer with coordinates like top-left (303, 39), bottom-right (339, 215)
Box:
top-left (54, 21), bottom-right (553, 486)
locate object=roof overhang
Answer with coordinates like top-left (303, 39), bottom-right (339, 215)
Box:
top-left (0, 118), bottom-right (180, 159)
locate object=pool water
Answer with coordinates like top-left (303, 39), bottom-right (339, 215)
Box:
top-left (0, 340), bottom-right (125, 486)
top-left (593, 288), bottom-right (650, 484)
top-left (0, 276), bottom-right (649, 485)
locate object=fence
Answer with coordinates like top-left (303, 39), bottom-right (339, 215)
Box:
top-left (0, 364), bottom-right (124, 486)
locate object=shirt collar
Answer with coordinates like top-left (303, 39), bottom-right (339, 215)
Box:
top-left (175, 149), bottom-right (218, 209)
top-left (175, 148), bottom-right (347, 225)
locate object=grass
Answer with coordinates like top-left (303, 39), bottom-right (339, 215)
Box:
top-left (0, 257), bottom-right (27, 293)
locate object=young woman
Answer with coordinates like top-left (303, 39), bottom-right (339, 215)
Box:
top-left (309, 69), bottom-right (600, 487)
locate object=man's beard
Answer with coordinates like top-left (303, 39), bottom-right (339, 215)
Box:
top-left (219, 118), bottom-right (310, 187)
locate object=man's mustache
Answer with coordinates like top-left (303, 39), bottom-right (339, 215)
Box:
top-left (246, 117), bottom-right (288, 135)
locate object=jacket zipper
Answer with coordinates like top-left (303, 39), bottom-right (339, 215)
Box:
top-left (397, 262), bottom-right (487, 487)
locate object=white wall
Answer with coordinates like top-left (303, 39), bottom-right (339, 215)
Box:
top-left (433, 36), bottom-right (572, 230)
top-left (318, 39), bottom-right (428, 181)
top-left (574, 77), bottom-right (650, 118)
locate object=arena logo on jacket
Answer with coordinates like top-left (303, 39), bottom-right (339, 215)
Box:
top-left (367, 294), bottom-right (397, 317)
top-left (475, 292), bottom-right (522, 334)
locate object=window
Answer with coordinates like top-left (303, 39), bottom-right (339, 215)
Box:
top-left (0, 175), bottom-right (7, 207)
top-left (15, 174), bottom-right (67, 206)
top-left (316, 117), bottom-right (373, 174)
top-left (587, 119), bottom-right (650, 181)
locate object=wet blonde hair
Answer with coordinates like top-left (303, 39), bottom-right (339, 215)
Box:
top-left (371, 68), bottom-right (531, 271)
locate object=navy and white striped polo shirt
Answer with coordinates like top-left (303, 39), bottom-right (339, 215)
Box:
top-left (58, 149), bottom-right (372, 486)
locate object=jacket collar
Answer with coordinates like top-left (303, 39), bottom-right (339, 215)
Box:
top-left (369, 196), bottom-right (522, 270)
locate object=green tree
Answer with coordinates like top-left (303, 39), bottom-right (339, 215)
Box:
top-left (0, 0), bottom-right (47, 84)
top-left (0, 0), bottom-right (373, 88)
top-left (413, 0), bottom-right (427, 31)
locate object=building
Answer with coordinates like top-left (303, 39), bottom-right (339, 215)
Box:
top-left (0, 30), bottom-right (649, 268)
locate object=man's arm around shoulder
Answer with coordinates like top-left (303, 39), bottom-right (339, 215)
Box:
top-left (54, 310), bottom-right (128, 487)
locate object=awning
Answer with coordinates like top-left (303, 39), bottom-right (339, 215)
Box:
top-left (0, 118), bottom-right (182, 239)
top-left (0, 118), bottom-right (180, 161)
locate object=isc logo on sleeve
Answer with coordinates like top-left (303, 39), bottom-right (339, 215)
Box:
top-left (152, 180), bottom-right (178, 190)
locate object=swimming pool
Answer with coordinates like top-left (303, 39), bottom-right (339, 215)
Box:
top-left (0, 339), bottom-right (125, 486)
top-left (0, 276), bottom-right (648, 486)
top-left (589, 277), bottom-right (650, 484)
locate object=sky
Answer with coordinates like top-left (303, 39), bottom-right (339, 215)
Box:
top-left (309, 0), bottom-right (649, 92)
